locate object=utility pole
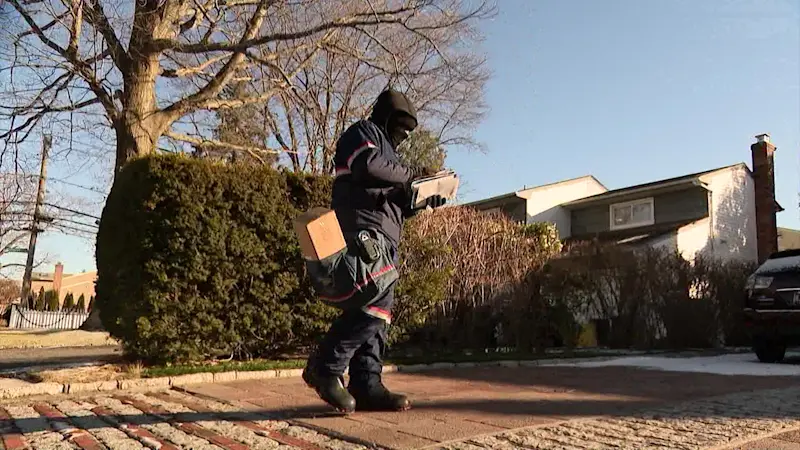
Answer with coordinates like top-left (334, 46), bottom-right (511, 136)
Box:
top-left (20, 134), bottom-right (50, 301)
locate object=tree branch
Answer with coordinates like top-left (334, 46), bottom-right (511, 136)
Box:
top-left (161, 0), bottom-right (274, 120)
top-left (83, 0), bottom-right (130, 69)
top-left (197, 87), bottom-right (283, 109)
top-left (160, 54), bottom-right (228, 78)
top-left (8, 0), bottom-right (118, 119)
top-left (164, 130), bottom-right (290, 164)
top-left (66, 0), bottom-right (83, 58)
top-left (155, 6), bottom-right (414, 54)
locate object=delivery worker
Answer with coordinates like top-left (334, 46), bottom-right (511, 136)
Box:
top-left (302, 89), bottom-right (445, 413)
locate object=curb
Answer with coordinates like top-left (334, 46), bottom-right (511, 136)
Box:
top-left (0, 355), bottom-right (626, 401)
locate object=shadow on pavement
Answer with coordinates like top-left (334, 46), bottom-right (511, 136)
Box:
top-left (3, 392), bottom-right (798, 436)
top-left (393, 363), bottom-right (800, 402)
top-left (0, 394), bottom-right (771, 435)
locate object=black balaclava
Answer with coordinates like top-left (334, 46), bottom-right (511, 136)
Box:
top-left (369, 89), bottom-right (418, 148)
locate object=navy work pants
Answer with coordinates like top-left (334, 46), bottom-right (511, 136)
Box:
top-left (312, 245), bottom-right (397, 389)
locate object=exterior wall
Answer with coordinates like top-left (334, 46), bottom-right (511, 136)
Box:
top-left (29, 271), bottom-right (96, 307)
top-left (675, 218), bottom-right (711, 261)
top-left (649, 232), bottom-right (679, 253)
top-left (570, 186), bottom-right (709, 237)
top-left (523, 177), bottom-right (607, 239)
top-left (697, 165), bottom-right (758, 262)
top-left (778, 227), bottom-right (800, 251)
top-left (472, 196), bottom-right (527, 223)
top-left (30, 280), bottom-right (53, 297)
top-left (60, 272), bottom-right (96, 303)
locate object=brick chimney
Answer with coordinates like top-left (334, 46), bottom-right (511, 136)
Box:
top-left (751, 133), bottom-right (778, 263)
top-left (53, 262), bottom-right (64, 294)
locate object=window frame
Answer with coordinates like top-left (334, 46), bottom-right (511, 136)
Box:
top-left (609, 197), bottom-right (655, 230)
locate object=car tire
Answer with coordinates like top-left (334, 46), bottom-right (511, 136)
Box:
top-left (753, 336), bottom-right (786, 363)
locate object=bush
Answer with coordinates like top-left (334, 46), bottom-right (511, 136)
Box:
top-left (391, 207), bottom-right (562, 349)
top-left (697, 256), bottom-right (756, 347)
top-left (76, 294), bottom-right (86, 311)
top-left (45, 289), bottom-right (59, 311)
top-left (63, 293), bottom-right (75, 310)
top-left (542, 241), bottom-right (755, 349)
top-left (96, 155), bottom-right (332, 364)
top-left (34, 287), bottom-right (45, 311)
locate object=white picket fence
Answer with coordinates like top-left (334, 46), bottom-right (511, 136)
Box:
top-left (7, 304), bottom-right (89, 330)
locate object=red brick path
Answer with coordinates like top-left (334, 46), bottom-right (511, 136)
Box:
top-left (184, 365), bottom-right (799, 449)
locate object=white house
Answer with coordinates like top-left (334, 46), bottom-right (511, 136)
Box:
top-left (467, 134), bottom-right (783, 264)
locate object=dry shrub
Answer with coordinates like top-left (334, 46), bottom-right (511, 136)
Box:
top-left (394, 210), bottom-right (754, 353)
top-left (545, 240), bottom-right (755, 349)
top-left (693, 256), bottom-right (756, 347)
top-left (393, 207), bottom-right (561, 349)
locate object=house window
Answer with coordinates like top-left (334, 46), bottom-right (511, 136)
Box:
top-left (482, 207), bottom-right (502, 216)
top-left (609, 198), bottom-right (654, 230)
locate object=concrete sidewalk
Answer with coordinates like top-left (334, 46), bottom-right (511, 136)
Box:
top-left (183, 364), bottom-right (800, 449)
top-left (739, 431), bottom-right (800, 450)
top-left (1, 363), bottom-right (799, 449)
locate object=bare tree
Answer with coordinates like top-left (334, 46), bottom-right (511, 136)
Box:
top-left (2, 0), bottom-right (493, 177)
top-left (0, 172), bottom-right (45, 276)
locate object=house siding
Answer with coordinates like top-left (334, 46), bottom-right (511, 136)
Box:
top-left (471, 196), bottom-right (527, 223)
top-left (697, 165), bottom-right (758, 262)
top-left (676, 218), bottom-right (712, 261)
top-left (31, 271), bottom-right (96, 308)
top-left (778, 227), bottom-right (800, 251)
top-left (523, 177), bottom-right (607, 239)
top-left (570, 186), bottom-right (710, 237)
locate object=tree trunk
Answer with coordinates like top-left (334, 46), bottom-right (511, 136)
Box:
top-left (114, 59), bottom-right (166, 172)
top-left (114, 117), bottom-right (162, 172)
top-left (93, 58), bottom-right (164, 331)
top-left (80, 307), bottom-right (103, 330)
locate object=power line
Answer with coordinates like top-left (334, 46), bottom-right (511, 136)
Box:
top-left (56, 217), bottom-right (98, 229)
top-left (47, 177), bottom-right (107, 195)
top-left (0, 172), bottom-right (107, 196)
top-left (43, 203), bottom-right (100, 220)
top-left (5, 201), bottom-right (100, 221)
top-left (52, 223), bottom-right (97, 236)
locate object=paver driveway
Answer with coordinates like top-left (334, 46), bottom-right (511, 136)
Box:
top-left (2, 356), bottom-right (800, 449)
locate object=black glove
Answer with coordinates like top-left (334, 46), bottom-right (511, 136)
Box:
top-left (424, 195), bottom-right (447, 209)
top-left (402, 195), bottom-right (446, 218)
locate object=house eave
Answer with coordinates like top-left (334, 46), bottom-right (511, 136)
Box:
top-left (464, 191), bottom-right (527, 208)
top-left (561, 179), bottom-right (708, 209)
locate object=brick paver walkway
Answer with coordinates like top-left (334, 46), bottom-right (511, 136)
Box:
top-left (184, 365), bottom-right (800, 449)
top-left (1, 364), bottom-right (799, 449)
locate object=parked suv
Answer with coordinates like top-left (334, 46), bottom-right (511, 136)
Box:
top-left (744, 249), bottom-right (800, 363)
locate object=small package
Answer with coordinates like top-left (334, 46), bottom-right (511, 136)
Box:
top-left (409, 170), bottom-right (460, 210)
top-left (295, 209), bottom-right (398, 314)
top-left (293, 207), bottom-right (346, 261)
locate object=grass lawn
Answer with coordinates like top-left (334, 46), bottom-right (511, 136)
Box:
top-left (0, 329), bottom-right (118, 349)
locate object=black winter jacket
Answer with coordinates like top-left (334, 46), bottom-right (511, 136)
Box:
top-left (331, 119), bottom-right (414, 249)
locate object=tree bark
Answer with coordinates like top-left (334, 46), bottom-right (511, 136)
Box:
top-left (79, 307), bottom-right (103, 330)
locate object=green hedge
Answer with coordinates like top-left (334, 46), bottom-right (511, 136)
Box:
top-left (95, 155), bottom-right (333, 363)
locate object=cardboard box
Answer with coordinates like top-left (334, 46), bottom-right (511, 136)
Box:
top-left (293, 207), bottom-right (346, 260)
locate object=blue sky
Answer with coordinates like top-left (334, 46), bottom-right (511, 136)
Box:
top-left (23, 0), bottom-right (800, 275)
top-left (452, 0), bottom-right (800, 207)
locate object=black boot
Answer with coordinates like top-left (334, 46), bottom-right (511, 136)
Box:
top-left (303, 366), bottom-right (356, 413)
top-left (348, 381), bottom-right (411, 412)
